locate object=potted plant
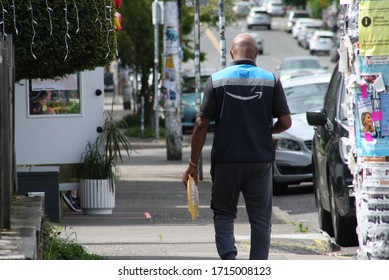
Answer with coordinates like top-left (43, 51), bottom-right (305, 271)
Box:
top-left (79, 113), bottom-right (132, 214)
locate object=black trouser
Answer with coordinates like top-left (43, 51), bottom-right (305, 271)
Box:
top-left (211, 162), bottom-right (273, 260)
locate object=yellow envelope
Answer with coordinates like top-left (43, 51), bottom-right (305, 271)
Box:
top-left (186, 176), bottom-right (199, 221)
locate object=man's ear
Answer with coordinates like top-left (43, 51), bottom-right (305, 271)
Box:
top-left (229, 49), bottom-right (234, 59)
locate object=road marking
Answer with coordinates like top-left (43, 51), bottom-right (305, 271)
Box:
top-left (144, 212), bottom-right (152, 219)
top-left (205, 27), bottom-right (221, 53)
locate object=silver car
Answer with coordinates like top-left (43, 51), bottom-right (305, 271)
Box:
top-left (272, 73), bottom-right (331, 195)
top-left (246, 7), bottom-right (271, 30)
top-left (248, 32), bottom-right (264, 54)
top-left (309, 30), bottom-right (335, 55)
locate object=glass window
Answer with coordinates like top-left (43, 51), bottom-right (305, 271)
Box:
top-left (28, 73), bottom-right (81, 117)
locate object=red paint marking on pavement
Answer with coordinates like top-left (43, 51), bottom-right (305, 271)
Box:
top-left (144, 212), bottom-right (152, 219)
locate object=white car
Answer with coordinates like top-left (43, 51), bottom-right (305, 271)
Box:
top-left (286, 10), bottom-right (310, 33)
top-left (246, 7), bottom-right (271, 30)
top-left (296, 20), bottom-right (323, 46)
top-left (276, 56), bottom-right (328, 81)
top-left (272, 73), bottom-right (332, 195)
top-left (266, 1), bottom-right (286, 17)
top-left (291, 18), bottom-right (315, 39)
top-left (309, 30), bottom-right (335, 55)
top-left (247, 32), bottom-right (264, 54)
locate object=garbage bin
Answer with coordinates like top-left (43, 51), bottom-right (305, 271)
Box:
top-left (17, 166), bottom-right (61, 223)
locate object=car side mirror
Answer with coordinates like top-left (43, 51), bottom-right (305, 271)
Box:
top-left (306, 108), bottom-right (327, 126)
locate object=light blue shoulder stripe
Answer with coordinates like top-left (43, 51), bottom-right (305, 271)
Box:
top-left (212, 65), bottom-right (275, 88)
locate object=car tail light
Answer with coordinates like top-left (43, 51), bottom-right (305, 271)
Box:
top-left (339, 137), bottom-right (351, 164)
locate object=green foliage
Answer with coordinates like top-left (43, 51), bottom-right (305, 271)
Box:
top-left (310, 0), bottom-right (331, 18)
top-left (121, 113), bottom-right (166, 139)
top-left (79, 113), bottom-right (133, 190)
top-left (42, 220), bottom-right (103, 260)
top-left (116, 0), bottom-right (154, 71)
top-left (2, 1), bottom-right (117, 81)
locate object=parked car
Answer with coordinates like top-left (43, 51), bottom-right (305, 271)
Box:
top-left (232, 1), bottom-right (252, 18)
top-left (180, 70), bottom-right (214, 134)
top-left (276, 56), bottom-right (328, 81)
top-left (306, 64), bottom-right (358, 247)
top-left (286, 10), bottom-right (310, 33)
top-left (329, 46), bottom-right (340, 62)
top-left (296, 20), bottom-right (323, 47)
top-left (272, 73), bottom-right (331, 195)
top-left (298, 26), bottom-right (318, 49)
top-left (246, 7), bottom-right (271, 30)
top-left (248, 32), bottom-right (264, 54)
top-left (291, 18), bottom-right (315, 39)
top-left (309, 30), bottom-right (335, 55)
top-left (266, 1), bottom-right (286, 17)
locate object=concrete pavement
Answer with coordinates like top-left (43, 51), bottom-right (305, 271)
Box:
top-left (58, 92), bottom-right (358, 260)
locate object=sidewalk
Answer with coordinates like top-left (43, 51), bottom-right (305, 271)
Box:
top-left (58, 93), bottom-right (358, 260)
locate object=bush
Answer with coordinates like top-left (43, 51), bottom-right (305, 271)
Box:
top-left (42, 219), bottom-right (103, 260)
top-left (121, 113), bottom-right (166, 138)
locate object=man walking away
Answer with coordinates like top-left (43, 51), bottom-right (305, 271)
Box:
top-left (182, 33), bottom-right (291, 260)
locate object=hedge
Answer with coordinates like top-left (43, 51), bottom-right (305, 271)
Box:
top-left (1, 0), bottom-right (117, 80)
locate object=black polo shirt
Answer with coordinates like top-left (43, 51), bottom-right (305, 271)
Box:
top-left (199, 59), bottom-right (290, 162)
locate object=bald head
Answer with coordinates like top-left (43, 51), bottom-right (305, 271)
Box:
top-left (230, 33), bottom-right (258, 61)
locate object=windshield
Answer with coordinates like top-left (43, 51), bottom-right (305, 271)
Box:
top-left (284, 82), bottom-right (329, 114)
top-left (282, 59), bottom-right (321, 70)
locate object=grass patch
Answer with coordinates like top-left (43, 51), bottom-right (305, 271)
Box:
top-left (120, 114), bottom-right (166, 139)
top-left (42, 219), bottom-right (103, 260)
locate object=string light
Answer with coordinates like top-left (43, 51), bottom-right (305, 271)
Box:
top-left (29, 0), bottom-right (37, 59)
top-left (0, 0), bottom-right (7, 40)
top-left (73, 0), bottom-right (80, 34)
top-left (2, 1), bottom-right (116, 60)
top-left (64, 0), bottom-right (70, 61)
top-left (11, 0), bottom-right (18, 35)
top-left (92, 0), bottom-right (102, 30)
top-left (45, 0), bottom-right (53, 35)
top-left (104, 0), bottom-right (114, 58)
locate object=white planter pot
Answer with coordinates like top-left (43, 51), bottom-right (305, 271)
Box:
top-left (79, 179), bottom-right (115, 214)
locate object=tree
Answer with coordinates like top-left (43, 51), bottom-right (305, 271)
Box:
top-left (116, 0), bottom-right (155, 125)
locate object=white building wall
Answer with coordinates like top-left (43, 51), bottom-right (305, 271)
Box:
top-left (15, 67), bottom-right (105, 165)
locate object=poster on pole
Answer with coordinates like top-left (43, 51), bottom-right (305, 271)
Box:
top-left (359, 0), bottom-right (389, 56)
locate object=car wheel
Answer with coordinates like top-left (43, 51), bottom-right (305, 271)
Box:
top-left (272, 180), bottom-right (288, 196)
top-left (313, 167), bottom-right (334, 236)
top-left (329, 179), bottom-right (359, 247)
top-left (247, 25), bottom-right (252, 30)
top-left (267, 25), bottom-right (271, 30)
top-left (310, 50), bottom-right (315, 55)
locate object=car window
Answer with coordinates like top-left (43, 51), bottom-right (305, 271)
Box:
top-left (338, 79), bottom-right (347, 123)
top-left (282, 59), bottom-right (320, 70)
top-left (284, 82), bottom-right (328, 114)
top-left (324, 66), bottom-right (341, 120)
top-left (291, 12), bottom-right (309, 19)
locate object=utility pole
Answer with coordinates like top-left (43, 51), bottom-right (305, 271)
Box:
top-left (163, 1), bottom-right (182, 160)
top-left (152, 1), bottom-right (163, 142)
top-left (193, 0), bottom-right (203, 180)
top-left (219, 0), bottom-right (226, 68)
top-left (340, 1), bottom-right (389, 259)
